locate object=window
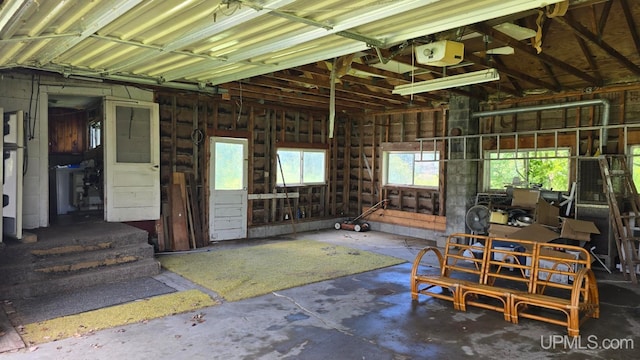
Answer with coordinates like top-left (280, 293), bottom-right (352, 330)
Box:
top-left (89, 120), bottom-right (101, 149)
top-left (631, 146), bottom-right (640, 191)
top-left (383, 150), bottom-right (440, 188)
top-left (484, 148), bottom-right (570, 191)
top-left (276, 148), bottom-right (326, 186)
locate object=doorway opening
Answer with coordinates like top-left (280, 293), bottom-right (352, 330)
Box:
top-left (47, 95), bottom-right (104, 225)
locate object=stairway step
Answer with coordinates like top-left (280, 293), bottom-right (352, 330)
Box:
top-left (1, 258), bottom-right (161, 299)
top-left (0, 244), bottom-right (155, 285)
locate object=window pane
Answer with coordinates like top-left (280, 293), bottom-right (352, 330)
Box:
top-left (277, 150), bottom-right (301, 185)
top-left (303, 151), bottom-right (325, 183)
top-left (215, 142), bottom-right (244, 190)
top-left (387, 153), bottom-right (414, 185)
top-left (633, 146), bottom-right (640, 191)
top-left (414, 152), bottom-right (439, 187)
top-left (115, 106), bottom-right (150, 163)
top-left (486, 149), bottom-right (569, 191)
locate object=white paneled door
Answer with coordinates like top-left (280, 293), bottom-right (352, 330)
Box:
top-left (104, 99), bottom-right (160, 222)
top-left (209, 137), bottom-right (248, 241)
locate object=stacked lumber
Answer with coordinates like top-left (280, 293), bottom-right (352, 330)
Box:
top-left (157, 172), bottom-right (205, 251)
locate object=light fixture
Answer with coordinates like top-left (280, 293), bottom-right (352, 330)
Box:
top-left (392, 68), bottom-right (500, 95)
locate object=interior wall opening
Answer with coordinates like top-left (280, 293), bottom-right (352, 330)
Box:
top-left (47, 95), bottom-right (104, 224)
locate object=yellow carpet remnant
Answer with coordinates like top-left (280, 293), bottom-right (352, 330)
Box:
top-left (20, 289), bottom-right (216, 345)
top-left (159, 239), bottom-right (406, 302)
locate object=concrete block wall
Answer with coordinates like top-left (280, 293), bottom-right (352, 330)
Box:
top-left (444, 92), bottom-right (480, 244)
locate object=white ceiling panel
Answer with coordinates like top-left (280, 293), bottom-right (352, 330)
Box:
top-left (0, 0), bottom-right (563, 91)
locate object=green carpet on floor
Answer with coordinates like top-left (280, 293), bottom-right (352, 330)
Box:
top-left (20, 289), bottom-right (217, 345)
top-left (159, 239), bottom-right (406, 302)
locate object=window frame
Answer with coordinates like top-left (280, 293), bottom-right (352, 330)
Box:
top-left (382, 149), bottom-right (441, 189)
top-left (483, 147), bottom-right (571, 191)
top-left (276, 147), bottom-right (327, 187)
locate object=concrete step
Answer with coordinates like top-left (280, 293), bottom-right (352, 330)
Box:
top-left (0, 221), bottom-right (160, 299)
top-left (1, 258), bottom-right (161, 299)
top-left (0, 243), bottom-right (155, 285)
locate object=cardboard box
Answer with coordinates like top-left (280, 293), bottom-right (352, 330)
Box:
top-left (488, 224), bottom-right (520, 238)
top-left (560, 218), bottom-right (600, 241)
top-left (535, 199), bottom-right (560, 227)
top-left (510, 224), bottom-right (560, 244)
top-left (512, 188), bottom-right (540, 208)
top-left (511, 189), bottom-right (560, 227)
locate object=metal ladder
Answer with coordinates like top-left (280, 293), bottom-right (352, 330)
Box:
top-left (598, 155), bottom-right (640, 284)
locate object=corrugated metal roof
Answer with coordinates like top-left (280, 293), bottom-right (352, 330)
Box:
top-left (0, 0), bottom-right (562, 92)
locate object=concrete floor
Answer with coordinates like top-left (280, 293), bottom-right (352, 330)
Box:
top-left (1, 229), bottom-right (639, 360)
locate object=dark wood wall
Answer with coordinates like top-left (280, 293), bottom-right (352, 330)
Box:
top-left (155, 92), bottom-right (349, 237)
top-left (48, 108), bottom-right (88, 154)
top-left (155, 84), bottom-right (640, 243)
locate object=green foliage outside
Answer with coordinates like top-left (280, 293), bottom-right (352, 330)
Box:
top-left (277, 149), bottom-right (326, 185)
top-left (487, 149), bottom-right (570, 191)
top-left (215, 142), bottom-right (244, 190)
top-left (632, 147), bottom-right (640, 191)
top-left (386, 152), bottom-right (439, 188)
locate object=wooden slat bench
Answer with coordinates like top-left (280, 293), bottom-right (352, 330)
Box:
top-left (510, 242), bottom-right (600, 337)
top-left (410, 233), bottom-right (489, 310)
top-left (411, 234), bottom-right (600, 337)
top-left (458, 236), bottom-right (539, 322)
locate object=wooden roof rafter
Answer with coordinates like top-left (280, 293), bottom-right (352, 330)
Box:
top-left (554, 13), bottom-right (640, 77)
top-left (464, 52), bottom-right (560, 91)
top-left (561, 10), bottom-right (604, 83)
top-left (473, 22), bottom-right (602, 87)
top-left (619, 0), bottom-right (640, 57)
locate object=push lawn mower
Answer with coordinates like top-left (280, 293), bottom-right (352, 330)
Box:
top-left (334, 199), bottom-right (388, 232)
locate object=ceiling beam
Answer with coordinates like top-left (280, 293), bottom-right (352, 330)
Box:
top-left (473, 22), bottom-right (602, 86)
top-left (464, 53), bottom-right (561, 91)
top-left (597, 0), bottom-right (613, 36)
top-left (620, 0), bottom-right (640, 57)
top-left (553, 14), bottom-right (640, 76)
top-left (221, 83), bottom-right (385, 112)
top-left (263, 71), bottom-right (433, 107)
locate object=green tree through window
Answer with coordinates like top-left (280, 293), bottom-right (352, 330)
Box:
top-left (485, 149), bottom-right (570, 191)
top-left (384, 151), bottom-right (439, 188)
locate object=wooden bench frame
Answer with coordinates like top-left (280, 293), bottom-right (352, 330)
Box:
top-left (410, 233), bottom-right (490, 310)
top-left (411, 234), bottom-right (600, 337)
top-left (458, 236), bottom-right (539, 322)
top-left (510, 242), bottom-right (600, 337)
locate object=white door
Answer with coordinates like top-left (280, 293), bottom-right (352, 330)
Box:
top-left (104, 99), bottom-right (160, 222)
top-left (209, 137), bottom-right (248, 241)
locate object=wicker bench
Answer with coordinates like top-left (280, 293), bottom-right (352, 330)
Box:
top-left (411, 234), bottom-right (600, 337)
top-left (510, 242), bottom-right (600, 337)
top-left (458, 236), bottom-right (539, 322)
top-left (410, 233), bottom-right (489, 310)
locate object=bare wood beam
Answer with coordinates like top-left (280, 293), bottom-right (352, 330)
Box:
top-left (620, 0), bottom-right (640, 57)
top-left (538, 62), bottom-right (560, 91)
top-left (597, 0), bottom-right (613, 36)
top-left (574, 32), bottom-right (603, 78)
top-left (473, 23), bottom-right (602, 86)
top-left (553, 15), bottom-right (640, 76)
top-left (491, 56), bottom-right (524, 95)
top-left (221, 85), bottom-right (384, 112)
top-left (570, 13), bottom-right (603, 82)
top-left (264, 72), bottom-right (432, 107)
top-left (465, 53), bottom-right (560, 91)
